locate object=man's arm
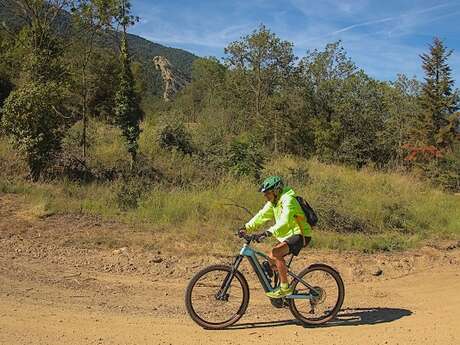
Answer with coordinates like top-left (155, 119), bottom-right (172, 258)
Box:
top-left (245, 202), bottom-right (274, 232)
top-left (266, 197), bottom-right (295, 237)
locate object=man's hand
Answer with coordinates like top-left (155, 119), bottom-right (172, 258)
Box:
top-left (237, 227), bottom-right (247, 238)
top-left (254, 230), bottom-right (272, 242)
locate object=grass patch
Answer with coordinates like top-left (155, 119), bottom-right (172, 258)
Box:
top-left (1, 155), bottom-right (459, 254)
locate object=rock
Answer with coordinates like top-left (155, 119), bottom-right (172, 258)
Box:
top-left (149, 256), bottom-right (163, 264)
top-left (112, 247), bottom-right (128, 255)
top-left (153, 56), bottom-right (190, 101)
top-left (372, 268), bottom-right (383, 276)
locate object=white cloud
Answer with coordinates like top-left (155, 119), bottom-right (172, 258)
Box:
top-left (329, 17), bottom-right (397, 36)
top-left (137, 23), bottom-right (253, 48)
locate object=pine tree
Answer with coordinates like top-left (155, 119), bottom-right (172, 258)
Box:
top-left (419, 37), bottom-right (459, 151)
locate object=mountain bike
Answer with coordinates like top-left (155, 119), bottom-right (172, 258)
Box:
top-left (185, 231), bottom-right (345, 329)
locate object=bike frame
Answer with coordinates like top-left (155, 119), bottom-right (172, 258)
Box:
top-left (217, 242), bottom-right (318, 300)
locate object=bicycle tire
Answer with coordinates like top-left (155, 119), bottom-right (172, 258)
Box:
top-left (288, 264), bottom-right (345, 325)
top-left (185, 264), bottom-right (250, 329)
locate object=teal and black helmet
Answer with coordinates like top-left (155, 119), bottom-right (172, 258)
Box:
top-left (259, 176), bottom-right (284, 192)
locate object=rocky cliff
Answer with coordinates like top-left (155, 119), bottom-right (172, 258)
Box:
top-left (153, 56), bottom-right (191, 101)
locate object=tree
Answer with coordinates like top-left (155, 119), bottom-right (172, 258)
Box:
top-left (0, 31), bottom-right (16, 114)
top-left (419, 37), bottom-right (459, 151)
top-left (157, 122), bottom-right (193, 155)
top-left (334, 71), bottom-right (387, 168)
top-left (297, 41), bottom-right (358, 161)
top-left (0, 73), bottom-right (13, 110)
top-left (400, 38), bottom-right (460, 190)
top-left (227, 139), bottom-right (264, 180)
top-left (224, 25), bottom-right (295, 127)
top-left (174, 57), bottom-right (226, 122)
top-left (69, 0), bottom-right (121, 161)
top-left (2, 82), bottom-right (67, 180)
top-left (190, 57), bottom-right (226, 112)
top-left (7, 0), bottom-right (71, 83)
top-left (298, 41), bottom-right (357, 123)
top-left (0, 0), bottom-right (71, 179)
top-left (262, 89), bottom-right (302, 155)
top-left (84, 48), bottom-right (119, 122)
top-left (378, 74), bottom-right (422, 166)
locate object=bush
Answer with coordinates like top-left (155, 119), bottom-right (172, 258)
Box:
top-left (157, 122), bottom-right (194, 155)
top-left (0, 73), bottom-right (13, 110)
top-left (382, 201), bottom-right (415, 233)
top-left (112, 154), bottom-right (161, 210)
top-left (1, 81), bottom-right (67, 180)
top-left (227, 139), bottom-right (264, 180)
top-left (403, 144), bottom-right (460, 192)
top-left (114, 177), bottom-right (143, 210)
top-left (0, 137), bottom-right (28, 179)
top-left (424, 155), bottom-right (460, 192)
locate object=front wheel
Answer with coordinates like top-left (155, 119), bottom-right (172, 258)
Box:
top-left (289, 264), bottom-right (345, 325)
top-left (185, 264), bottom-right (250, 329)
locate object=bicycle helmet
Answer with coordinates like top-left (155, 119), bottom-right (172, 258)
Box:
top-left (259, 176), bottom-right (284, 192)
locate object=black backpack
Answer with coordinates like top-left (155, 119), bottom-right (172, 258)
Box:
top-left (295, 196), bottom-right (318, 227)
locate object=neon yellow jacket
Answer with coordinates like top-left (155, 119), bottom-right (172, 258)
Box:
top-left (245, 187), bottom-right (312, 242)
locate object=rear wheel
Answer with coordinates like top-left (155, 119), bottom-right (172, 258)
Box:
top-left (185, 264), bottom-right (249, 329)
top-left (289, 264), bottom-right (344, 325)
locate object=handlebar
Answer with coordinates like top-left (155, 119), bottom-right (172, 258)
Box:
top-left (235, 229), bottom-right (266, 243)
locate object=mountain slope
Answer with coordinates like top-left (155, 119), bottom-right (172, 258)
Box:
top-left (0, 0), bottom-right (198, 97)
top-left (126, 33), bottom-right (197, 97)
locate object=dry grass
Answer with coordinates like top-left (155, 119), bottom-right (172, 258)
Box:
top-left (1, 133), bottom-right (459, 254)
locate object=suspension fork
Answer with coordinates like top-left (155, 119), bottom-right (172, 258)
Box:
top-left (216, 255), bottom-right (244, 300)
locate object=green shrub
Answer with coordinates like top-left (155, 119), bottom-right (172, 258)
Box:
top-left (115, 177), bottom-right (144, 210)
top-left (1, 81), bottom-right (67, 180)
top-left (227, 139), bottom-right (264, 180)
top-left (423, 155), bottom-right (460, 192)
top-left (157, 122), bottom-right (194, 155)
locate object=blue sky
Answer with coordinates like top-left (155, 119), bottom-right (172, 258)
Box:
top-left (130, 0), bottom-right (460, 84)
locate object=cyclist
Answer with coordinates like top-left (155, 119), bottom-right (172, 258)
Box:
top-left (241, 176), bottom-right (312, 298)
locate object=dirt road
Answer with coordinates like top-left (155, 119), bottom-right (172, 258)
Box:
top-left (1, 194), bottom-right (459, 345)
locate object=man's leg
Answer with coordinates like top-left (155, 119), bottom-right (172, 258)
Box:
top-left (269, 242), bottom-right (290, 284)
top-left (266, 242), bottom-right (292, 298)
top-left (269, 242), bottom-right (289, 289)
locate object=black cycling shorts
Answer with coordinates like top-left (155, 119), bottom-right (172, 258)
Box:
top-left (284, 235), bottom-right (311, 256)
